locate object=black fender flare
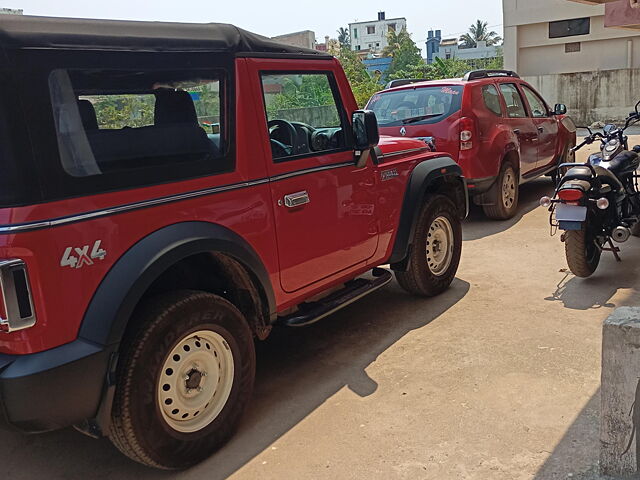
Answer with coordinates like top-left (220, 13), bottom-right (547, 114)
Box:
top-left (79, 221), bottom-right (276, 347)
top-left (388, 156), bottom-right (467, 267)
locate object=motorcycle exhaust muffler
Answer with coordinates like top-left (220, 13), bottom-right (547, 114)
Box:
top-left (613, 226), bottom-right (632, 243)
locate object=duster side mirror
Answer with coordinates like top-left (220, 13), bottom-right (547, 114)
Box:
top-left (554, 104), bottom-right (567, 115)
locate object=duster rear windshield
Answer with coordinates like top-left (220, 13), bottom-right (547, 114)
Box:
top-left (367, 85), bottom-right (463, 127)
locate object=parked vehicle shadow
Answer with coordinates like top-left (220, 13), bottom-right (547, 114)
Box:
top-left (532, 389), bottom-right (601, 479)
top-left (0, 278), bottom-right (470, 480)
top-left (544, 238), bottom-right (640, 311)
top-left (463, 178), bottom-right (554, 241)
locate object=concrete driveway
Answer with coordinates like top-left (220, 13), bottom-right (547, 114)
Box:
top-left (3, 146), bottom-right (640, 479)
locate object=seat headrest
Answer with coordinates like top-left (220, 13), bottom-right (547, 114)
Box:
top-left (154, 89), bottom-right (198, 125)
top-left (77, 99), bottom-right (99, 130)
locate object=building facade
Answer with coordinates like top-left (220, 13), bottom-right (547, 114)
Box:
top-left (503, 0), bottom-right (640, 124)
top-left (349, 11), bottom-right (407, 53)
top-left (428, 34), bottom-right (501, 67)
top-left (503, 0), bottom-right (640, 76)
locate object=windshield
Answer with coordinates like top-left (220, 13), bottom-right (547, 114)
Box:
top-left (367, 85), bottom-right (464, 127)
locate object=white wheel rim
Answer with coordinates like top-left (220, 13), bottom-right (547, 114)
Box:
top-left (157, 330), bottom-right (234, 433)
top-left (502, 167), bottom-right (516, 209)
top-left (426, 216), bottom-right (454, 276)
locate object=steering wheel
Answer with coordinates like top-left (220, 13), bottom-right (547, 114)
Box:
top-left (268, 119), bottom-right (300, 156)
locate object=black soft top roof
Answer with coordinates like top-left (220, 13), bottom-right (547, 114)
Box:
top-left (0, 15), bottom-right (333, 58)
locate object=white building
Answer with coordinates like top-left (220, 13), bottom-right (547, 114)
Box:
top-left (434, 40), bottom-right (501, 67)
top-left (349, 11), bottom-right (407, 53)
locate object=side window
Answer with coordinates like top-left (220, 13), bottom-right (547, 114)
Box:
top-left (261, 72), bottom-right (347, 161)
top-left (49, 68), bottom-right (226, 178)
top-left (481, 84), bottom-right (503, 116)
top-left (498, 83), bottom-right (527, 119)
top-left (521, 85), bottom-right (549, 118)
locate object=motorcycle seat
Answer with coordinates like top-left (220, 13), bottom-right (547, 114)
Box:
top-left (561, 166), bottom-right (592, 182)
top-left (560, 165), bottom-right (624, 191)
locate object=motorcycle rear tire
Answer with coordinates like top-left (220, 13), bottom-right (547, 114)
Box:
top-left (565, 228), bottom-right (601, 278)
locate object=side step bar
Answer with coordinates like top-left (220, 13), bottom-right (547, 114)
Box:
top-left (278, 268), bottom-right (393, 327)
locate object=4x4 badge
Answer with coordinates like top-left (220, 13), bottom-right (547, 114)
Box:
top-left (60, 240), bottom-right (107, 269)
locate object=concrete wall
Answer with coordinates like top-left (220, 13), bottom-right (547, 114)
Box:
top-left (523, 67), bottom-right (640, 124)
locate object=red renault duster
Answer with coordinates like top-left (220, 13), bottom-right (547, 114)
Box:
top-left (367, 70), bottom-right (577, 219)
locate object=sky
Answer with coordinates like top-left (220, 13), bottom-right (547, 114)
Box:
top-left (6, 0), bottom-right (504, 55)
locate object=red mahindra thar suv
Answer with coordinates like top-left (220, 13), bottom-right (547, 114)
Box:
top-left (367, 70), bottom-right (577, 219)
top-left (0, 15), bottom-right (468, 470)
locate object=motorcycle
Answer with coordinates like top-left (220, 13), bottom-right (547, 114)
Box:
top-left (540, 101), bottom-right (640, 278)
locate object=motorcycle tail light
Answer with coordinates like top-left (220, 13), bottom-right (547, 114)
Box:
top-left (558, 188), bottom-right (584, 202)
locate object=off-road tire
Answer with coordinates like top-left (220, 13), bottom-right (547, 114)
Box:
top-left (395, 195), bottom-right (462, 296)
top-left (565, 228), bottom-right (601, 278)
top-left (109, 290), bottom-right (255, 470)
top-left (483, 162), bottom-right (519, 220)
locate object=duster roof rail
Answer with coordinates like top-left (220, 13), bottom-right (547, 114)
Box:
top-left (463, 70), bottom-right (520, 81)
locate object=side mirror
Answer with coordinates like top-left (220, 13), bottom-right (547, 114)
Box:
top-left (352, 110), bottom-right (380, 151)
top-left (554, 104), bottom-right (567, 115)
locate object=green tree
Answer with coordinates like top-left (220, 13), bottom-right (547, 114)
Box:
top-left (459, 20), bottom-right (502, 49)
top-left (334, 47), bottom-right (381, 107)
top-left (337, 27), bottom-right (350, 48)
top-left (383, 28), bottom-right (428, 80)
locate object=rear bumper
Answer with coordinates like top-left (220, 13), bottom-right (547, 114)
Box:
top-left (466, 176), bottom-right (497, 195)
top-left (0, 339), bottom-right (115, 433)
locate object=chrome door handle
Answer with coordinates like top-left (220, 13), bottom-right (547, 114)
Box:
top-left (538, 127), bottom-right (544, 133)
top-left (283, 191), bottom-right (310, 208)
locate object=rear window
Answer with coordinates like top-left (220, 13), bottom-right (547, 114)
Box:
top-left (49, 68), bottom-right (227, 178)
top-left (482, 84), bottom-right (503, 116)
top-left (367, 85), bottom-right (463, 127)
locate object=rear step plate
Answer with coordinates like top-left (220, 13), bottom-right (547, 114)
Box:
top-left (278, 268), bottom-right (393, 327)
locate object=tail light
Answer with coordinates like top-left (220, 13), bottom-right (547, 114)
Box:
top-left (558, 188), bottom-right (584, 202)
top-left (459, 116), bottom-right (477, 151)
top-left (0, 259), bottom-right (35, 333)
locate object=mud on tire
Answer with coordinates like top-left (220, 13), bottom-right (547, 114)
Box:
top-left (395, 194), bottom-right (462, 296)
top-left (109, 290), bottom-right (255, 470)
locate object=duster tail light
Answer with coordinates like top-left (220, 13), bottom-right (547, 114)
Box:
top-left (459, 116), bottom-right (477, 151)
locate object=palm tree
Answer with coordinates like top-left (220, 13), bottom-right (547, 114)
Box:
top-left (337, 27), bottom-right (350, 48)
top-left (459, 20), bottom-right (502, 49)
